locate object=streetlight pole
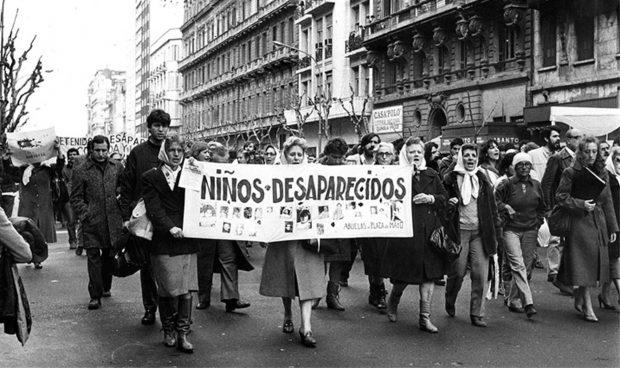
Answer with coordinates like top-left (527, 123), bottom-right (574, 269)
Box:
top-left (273, 40), bottom-right (326, 154)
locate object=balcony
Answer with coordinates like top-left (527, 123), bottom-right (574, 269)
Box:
top-left (180, 48), bottom-right (298, 101)
top-left (179, 0), bottom-right (297, 72)
top-left (345, 30), bottom-right (365, 54)
top-left (364, 0), bottom-right (466, 43)
top-left (300, 0), bottom-right (335, 16)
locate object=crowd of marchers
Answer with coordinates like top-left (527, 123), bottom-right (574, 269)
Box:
top-left (0, 109), bottom-right (619, 353)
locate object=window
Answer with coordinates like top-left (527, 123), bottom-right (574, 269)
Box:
top-left (458, 41), bottom-right (468, 70)
top-left (498, 24), bottom-right (517, 65)
top-left (383, 0), bottom-right (391, 16)
top-left (288, 18), bottom-right (295, 45)
top-left (352, 66), bottom-right (360, 95)
top-left (326, 72), bottom-right (333, 98)
top-left (540, 11), bottom-right (556, 67)
top-left (575, 15), bottom-right (594, 61)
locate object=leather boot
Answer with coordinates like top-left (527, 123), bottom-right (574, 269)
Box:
top-left (419, 300), bottom-right (438, 333)
top-left (386, 289), bottom-right (402, 322)
top-left (176, 296), bottom-right (194, 353)
top-left (326, 281), bottom-right (345, 311)
top-left (376, 283), bottom-right (387, 310)
top-left (158, 297), bottom-right (177, 347)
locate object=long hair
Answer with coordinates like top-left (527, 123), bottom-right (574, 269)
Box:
top-left (478, 139), bottom-right (498, 165)
top-left (576, 135), bottom-right (606, 176)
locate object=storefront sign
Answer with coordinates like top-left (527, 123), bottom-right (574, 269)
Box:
top-left (181, 161), bottom-right (414, 242)
top-left (372, 105), bottom-right (403, 134)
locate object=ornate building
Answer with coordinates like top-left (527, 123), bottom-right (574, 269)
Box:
top-left (87, 69), bottom-right (127, 136)
top-left (363, 0), bottom-right (533, 149)
top-left (284, 0), bottom-right (373, 154)
top-left (524, 0), bottom-right (619, 140)
top-left (179, 0), bottom-right (299, 148)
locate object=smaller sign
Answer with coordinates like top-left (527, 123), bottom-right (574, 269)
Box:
top-left (372, 105), bottom-right (403, 134)
top-left (7, 127), bottom-right (57, 166)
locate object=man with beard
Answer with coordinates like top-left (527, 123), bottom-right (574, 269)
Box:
top-left (71, 136), bottom-right (123, 309)
top-left (529, 126), bottom-right (561, 179)
top-left (541, 128), bottom-right (583, 295)
top-left (119, 109), bottom-right (170, 325)
top-left (348, 133), bottom-right (380, 165)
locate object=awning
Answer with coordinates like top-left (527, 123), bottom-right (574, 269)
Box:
top-left (523, 96), bottom-right (617, 124)
top-left (550, 107), bottom-right (620, 136)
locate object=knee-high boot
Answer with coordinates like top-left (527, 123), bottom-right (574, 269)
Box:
top-left (369, 282), bottom-right (388, 310)
top-left (419, 299), bottom-right (438, 333)
top-left (326, 281), bottom-right (345, 311)
top-left (176, 296), bottom-right (194, 353)
top-left (158, 296), bottom-right (177, 347)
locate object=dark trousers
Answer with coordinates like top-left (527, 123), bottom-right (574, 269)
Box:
top-left (217, 240), bottom-right (240, 301)
top-left (1, 194), bottom-right (14, 217)
top-left (61, 202), bottom-right (77, 244)
top-left (87, 248), bottom-right (114, 299)
top-left (197, 240), bottom-right (217, 302)
top-left (134, 237), bottom-right (158, 312)
top-left (341, 240), bottom-right (360, 281)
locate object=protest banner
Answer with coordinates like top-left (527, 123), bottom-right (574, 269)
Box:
top-left (6, 127), bottom-right (57, 166)
top-left (57, 132), bottom-right (147, 157)
top-left (181, 161), bottom-right (413, 243)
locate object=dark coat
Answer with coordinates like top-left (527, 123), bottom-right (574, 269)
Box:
top-left (70, 158), bottom-right (123, 249)
top-left (608, 171), bottom-right (620, 258)
top-left (119, 140), bottom-right (161, 221)
top-left (16, 158), bottom-right (64, 243)
top-left (142, 167), bottom-right (198, 256)
top-left (541, 147), bottom-right (574, 208)
top-left (382, 169), bottom-right (448, 284)
top-left (443, 170), bottom-right (500, 257)
top-left (318, 157), bottom-right (351, 262)
top-left (557, 163), bottom-right (619, 286)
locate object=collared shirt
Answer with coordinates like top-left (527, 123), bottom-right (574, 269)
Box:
top-left (529, 146), bottom-right (552, 179)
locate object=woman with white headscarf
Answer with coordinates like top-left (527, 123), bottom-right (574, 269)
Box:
top-left (381, 137), bottom-right (449, 333)
top-left (142, 135), bottom-right (199, 353)
top-left (442, 143), bottom-right (500, 327)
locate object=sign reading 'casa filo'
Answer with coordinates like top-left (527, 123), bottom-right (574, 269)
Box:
top-left (372, 105), bottom-right (403, 134)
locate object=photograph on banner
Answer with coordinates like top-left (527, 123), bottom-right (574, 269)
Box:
top-left (57, 132), bottom-right (147, 157)
top-left (6, 127), bottom-right (57, 166)
top-left (182, 161), bottom-right (413, 243)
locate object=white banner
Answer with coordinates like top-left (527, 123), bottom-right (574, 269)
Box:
top-left (58, 132), bottom-right (147, 157)
top-left (182, 162), bottom-right (413, 242)
top-left (7, 127), bottom-right (57, 166)
top-left (372, 105), bottom-right (403, 134)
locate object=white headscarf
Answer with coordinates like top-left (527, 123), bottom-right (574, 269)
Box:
top-left (398, 143), bottom-right (427, 172)
top-left (264, 144), bottom-right (281, 165)
top-left (605, 151), bottom-right (620, 185)
top-left (453, 147), bottom-right (480, 205)
top-left (158, 141), bottom-right (182, 190)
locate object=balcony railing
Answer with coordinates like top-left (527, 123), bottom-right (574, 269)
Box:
top-left (345, 30), bottom-right (365, 53)
top-left (179, 0), bottom-right (296, 71)
top-left (301, 0), bottom-right (335, 15)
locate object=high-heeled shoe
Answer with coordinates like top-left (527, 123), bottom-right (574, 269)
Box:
top-left (597, 294), bottom-right (616, 310)
top-left (583, 311), bottom-right (598, 322)
top-left (282, 319), bottom-right (294, 334)
top-left (299, 329), bottom-right (316, 348)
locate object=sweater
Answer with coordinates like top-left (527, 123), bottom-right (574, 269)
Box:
top-left (119, 139), bottom-right (162, 220)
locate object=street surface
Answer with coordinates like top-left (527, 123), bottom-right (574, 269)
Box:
top-left (1, 228), bottom-right (619, 367)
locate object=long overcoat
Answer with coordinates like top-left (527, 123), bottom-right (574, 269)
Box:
top-left (381, 169), bottom-right (447, 284)
top-left (17, 159), bottom-right (64, 243)
top-left (260, 241), bottom-right (326, 300)
top-left (70, 158), bottom-right (123, 249)
top-left (608, 170), bottom-right (620, 259)
top-left (557, 162), bottom-right (619, 287)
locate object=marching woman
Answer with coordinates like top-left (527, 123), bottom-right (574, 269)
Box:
top-left (443, 144), bottom-right (500, 327)
top-left (142, 134), bottom-right (199, 353)
top-left (600, 146), bottom-right (620, 310)
top-left (382, 137), bottom-right (448, 333)
top-left (259, 136), bottom-right (325, 347)
top-left (556, 136), bottom-right (618, 322)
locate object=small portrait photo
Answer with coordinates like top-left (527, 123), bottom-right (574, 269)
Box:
top-left (222, 222), bottom-right (231, 233)
top-left (232, 207), bottom-right (241, 218)
top-left (316, 223), bottom-right (325, 235)
top-left (296, 207), bottom-right (312, 230)
top-left (266, 207), bottom-right (273, 214)
top-left (219, 206), bottom-right (229, 218)
top-left (391, 200), bottom-right (403, 221)
top-left (244, 207), bottom-right (253, 219)
top-left (247, 223), bottom-right (257, 237)
top-left (199, 204), bottom-right (217, 228)
top-left (345, 201), bottom-right (357, 210)
top-left (280, 206), bottom-right (293, 219)
top-left (235, 223), bottom-right (244, 236)
top-left (254, 208), bottom-right (263, 220)
top-left (318, 205), bottom-right (329, 219)
top-left (284, 221), bottom-right (294, 233)
top-left (370, 206), bottom-right (378, 215)
top-left (333, 203), bottom-right (344, 220)
top-left (354, 211), bottom-right (362, 218)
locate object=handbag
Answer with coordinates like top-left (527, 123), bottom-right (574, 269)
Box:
top-left (112, 232), bottom-right (146, 277)
top-left (547, 205), bottom-right (570, 237)
top-left (127, 198), bottom-right (153, 241)
top-left (429, 226), bottom-right (461, 263)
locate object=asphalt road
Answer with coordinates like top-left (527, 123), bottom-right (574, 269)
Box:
top-left (1, 228), bottom-right (619, 367)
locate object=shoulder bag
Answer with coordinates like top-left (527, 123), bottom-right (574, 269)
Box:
top-left (429, 226), bottom-right (461, 263)
top-left (547, 205), bottom-right (570, 237)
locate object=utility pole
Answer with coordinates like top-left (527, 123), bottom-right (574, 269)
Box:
top-left (0, 0), bottom-right (5, 132)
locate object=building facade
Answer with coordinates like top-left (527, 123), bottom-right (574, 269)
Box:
top-left (524, 0), bottom-right (620, 140)
top-left (179, 0), bottom-right (299, 148)
top-left (87, 69), bottom-right (127, 136)
top-left (134, 0), bottom-right (183, 137)
top-left (149, 28), bottom-right (184, 133)
top-left (284, 0), bottom-right (373, 154)
top-left (363, 0), bottom-right (533, 149)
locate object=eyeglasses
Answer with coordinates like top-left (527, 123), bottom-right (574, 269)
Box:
top-left (377, 152), bottom-right (393, 156)
top-left (516, 162), bottom-right (532, 168)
